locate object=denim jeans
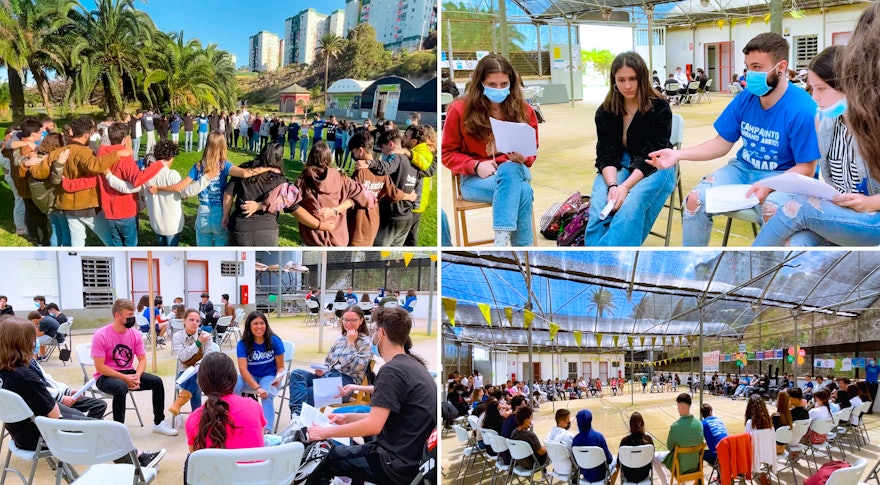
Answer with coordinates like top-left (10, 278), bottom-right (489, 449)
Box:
top-left (107, 216), bottom-right (138, 247)
top-left (585, 153), bottom-right (676, 246)
top-left (184, 131), bottom-right (193, 151)
top-left (250, 133), bottom-right (259, 152)
top-left (289, 139), bottom-right (297, 161)
top-left (66, 211), bottom-right (111, 246)
top-left (288, 369), bottom-right (356, 417)
top-left (132, 137), bottom-right (140, 158)
top-left (441, 209), bottom-right (453, 246)
top-left (197, 132), bottom-right (208, 152)
top-left (682, 158), bottom-right (779, 246)
top-left (459, 161), bottom-right (534, 245)
top-left (49, 211), bottom-right (71, 246)
top-left (753, 191), bottom-right (880, 246)
top-left (145, 130), bottom-right (156, 155)
top-left (195, 204), bottom-right (227, 246)
top-left (156, 233), bottom-right (181, 246)
top-left (6, 173), bottom-right (26, 232)
top-left (233, 374), bottom-right (278, 431)
top-left (299, 137), bottom-right (309, 161)
top-left (177, 370), bottom-right (202, 412)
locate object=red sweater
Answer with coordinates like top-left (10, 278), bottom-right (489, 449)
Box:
top-left (441, 99), bottom-right (539, 175)
top-left (96, 145), bottom-right (163, 220)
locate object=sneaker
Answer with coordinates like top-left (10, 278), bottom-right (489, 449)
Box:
top-left (153, 420), bottom-right (178, 436)
top-left (15, 227), bottom-right (28, 236)
top-left (156, 337), bottom-right (167, 345)
top-left (138, 449), bottom-right (166, 468)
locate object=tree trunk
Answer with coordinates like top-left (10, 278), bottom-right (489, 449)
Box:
top-left (8, 66), bottom-right (25, 124)
top-left (324, 55), bottom-right (329, 109)
top-left (30, 65), bottom-right (54, 118)
top-left (101, 73), bottom-right (120, 118)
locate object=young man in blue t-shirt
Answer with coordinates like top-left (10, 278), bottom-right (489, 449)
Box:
top-left (196, 113), bottom-right (209, 152)
top-left (649, 33), bottom-right (820, 246)
top-left (866, 358), bottom-right (878, 414)
top-left (311, 114), bottom-right (326, 142)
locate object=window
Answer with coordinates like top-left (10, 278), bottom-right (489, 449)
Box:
top-left (568, 362), bottom-right (578, 381)
top-left (794, 35), bottom-right (818, 70)
top-left (221, 261), bottom-right (244, 277)
top-left (82, 257), bottom-right (114, 308)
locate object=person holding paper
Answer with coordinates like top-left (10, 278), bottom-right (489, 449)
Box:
top-left (233, 311), bottom-right (285, 433)
top-left (441, 54), bottom-right (539, 246)
top-left (585, 51), bottom-right (676, 246)
top-left (169, 309), bottom-right (216, 418)
top-left (648, 33), bottom-right (819, 246)
top-left (288, 305), bottom-right (372, 417)
top-left (753, 46), bottom-right (880, 246)
top-left (305, 306), bottom-right (436, 485)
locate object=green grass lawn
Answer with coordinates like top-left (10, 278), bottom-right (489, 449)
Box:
top-left (0, 115), bottom-right (437, 247)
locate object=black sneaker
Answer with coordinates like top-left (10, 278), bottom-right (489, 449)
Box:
top-left (138, 449), bottom-right (166, 468)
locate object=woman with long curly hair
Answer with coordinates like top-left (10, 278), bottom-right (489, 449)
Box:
top-left (442, 54), bottom-right (539, 246)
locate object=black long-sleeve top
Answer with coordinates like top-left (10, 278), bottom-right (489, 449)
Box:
top-left (594, 96), bottom-right (672, 178)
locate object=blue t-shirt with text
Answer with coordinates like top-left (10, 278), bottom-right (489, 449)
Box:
top-left (714, 84), bottom-right (820, 171)
top-left (197, 117), bottom-right (209, 133)
top-left (188, 161), bottom-right (232, 206)
top-left (866, 364), bottom-right (879, 383)
top-left (312, 119), bottom-right (326, 140)
top-left (236, 335), bottom-right (284, 378)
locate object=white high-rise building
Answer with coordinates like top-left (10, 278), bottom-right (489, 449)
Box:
top-left (248, 31), bottom-right (281, 72)
top-left (284, 8), bottom-right (348, 66)
top-left (359, 0), bottom-right (436, 52)
top-left (344, 0), bottom-right (361, 35)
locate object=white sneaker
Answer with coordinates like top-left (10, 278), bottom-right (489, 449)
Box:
top-left (153, 419), bottom-right (179, 436)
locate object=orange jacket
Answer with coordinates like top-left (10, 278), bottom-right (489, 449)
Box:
top-left (716, 433), bottom-right (753, 485)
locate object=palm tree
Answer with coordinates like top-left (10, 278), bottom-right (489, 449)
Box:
top-left (587, 288), bottom-right (616, 334)
top-left (315, 32), bottom-right (346, 109)
top-left (144, 32), bottom-right (216, 111)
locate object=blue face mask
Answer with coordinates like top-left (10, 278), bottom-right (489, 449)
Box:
top-left (745, 62), bottom-right (782, 97)
top-left (818, 97), bottom-right (847, 120)
top-left (483, 85), bottom-right (510, 104)
top-left (405, 118), bottom-right (412, 126)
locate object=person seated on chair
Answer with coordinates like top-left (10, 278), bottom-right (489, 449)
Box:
top-left (618, 412), bottom-right (654, 483)
top-left (137, 295), bottom-right (169, 344)
top-left (572, 409), bottom-right (612, 483)
top-left (171, 296), bottom-right (186, 319)
top-left (186, 352), bottom-right (265, 454)
top-left (359, 293), bottom-right (373, 316)
top-left (700, 403), bottom-right (728, 465)
top-left (663, 73), bottom-right (679, 98)
top-left (372, 287), bottom-right (385, 306)
top-left (652, 70), bottom-right (662, 90)
top-left (401, 288), bottom-right (417, 312)
top-left (0, 295), bottom-right (14, 316)
top-left (30, 353), bottom-right (108, 420)
top-left (379, 290), bottom-right (398, 307)
top-left (44, 303), bottom-right (67, 325)
top-left (696, 68), bottom-right (709, 91)
top-left (586, 51), bottom-right (675, 247)
top-left (221, 293), bottom-right (235, 317)
top-left (655, 393), bottom-right (705, 485)
top-left (448, 383), bottom-right (469, 417)
top-left (547, 408), bottom-right (574, 450)
top-left (510, 406), bottom-right (548, 470)
top-left (92, 299), bottom-right (178, 435)
top-left (304, 307), bottom-right (436, 485)
top-left (771, 391), bottom-right (794, 454)
top-left (198, 293), bottom-right (218, 332)
top-left (344, 287), bottom-right (357, 305)
top-left (28, 310), bottom-right (59, 362)
top-left (169, 309), bottom-right (216, 420)
top-left (802, 374), bottom-right (815, 401)
top-left (288, 305), bottom-right (372, 417)
top-left (232, 311), bottom-right (284, 434)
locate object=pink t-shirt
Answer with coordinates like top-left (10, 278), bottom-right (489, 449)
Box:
top-left (185, 394), bottom-right (266, 449)
top-left (91, 323), bottom-right (146, 379)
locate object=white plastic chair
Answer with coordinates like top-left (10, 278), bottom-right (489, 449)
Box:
top-left (545, 440), bottom-right (575, 484)
top-left (74, 343), bottom-right (143, 426)
top-left (273, 341), bottom-right (296, 433)
top-left (572, 445), bottom-right (610, 485)
top-left (478, 429), bottom-right (502, 480)
top-left (824, 457), bottom-right (868, 485)
top-left (775, 426), bottom-right (796, 483)
top-left (168, 319), bottom-right (184, 342)
top-left (358, 301), bottom-right (374, 322)
top-left (835, 407), bottom-right (857, 454)
top-left (806, 418), bottom-right (838, 472)
top-left (213, 316), bottom-right (234, 349)
top-left (618, 444), bottom-right (655, 485)
top-left (304, 300), bottom-right (320, 326)
top-left (0, 390), bottom-right (55, 485)
top-left (452, 424), bottom-right (482, 480)
top-left (185, 441), bottom-right (304, 485)
top-left (750, 427), bottom-right (778, 480)
top-left (35, 416), bottom-right (156, 485)
top-left (508, 438), bottom-right (549, 483)
top-left (382, 300), bottom-right (399, 308)
top-left (487, 433), bottom-right (511, 485)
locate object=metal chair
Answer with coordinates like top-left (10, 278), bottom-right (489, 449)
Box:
top-left (74, 343), bottom-right (143, 426)
top-left (212, 316), bottom-right (233, 345)
top-left (571, 446), bottom-right (610, 485)
top-left (304, 300), bottom-right (320, 326)
top-left (35, 416), bottom-right (157, 485)
top-left (805, 418), bottom-right (838, 473)
top-left (0, 389), bottom-right (55, 485)
top-left (272, 341), bottom-right (296, 433)
top-left (618, 444), bottom-right (655, 485)
top-left (699, 79), bottom-right (713, 103)
top-left (664, 82), bottom-right (681, 105)
top-left (649, 113), bottom-right (685, 246)
top-left (681, 81), bottom-right (702, 105)
top-left (41, 321), bottom-right (72, 365)
top-left (721, 209), bottom-right (760, 246)
top-left (185, 441), bottom-right (304, 485)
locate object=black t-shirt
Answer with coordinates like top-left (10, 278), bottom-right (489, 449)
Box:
top-left (325, 122), bottom-right (337, 141)
top-left (182, 115), bottom-right (194, 131)
top-left (52, 312), bottom-right (68, 325)
top-left (39, 315), bottom-right (60, 339)
top-left (791, 406), bottom-right (809, 422)
top-left (510, 427), bottom-right (546, 469)
top-left (0, 365), bottom-right (55, 451)
top-left (619, 433), bottom-right (654, 482)
top-left (372, 353), bottom-right (436, 481)
top-left (225, 168), bottom-right (288, 233)
top-left (0, 305), bottom-right (13, 315)
top-left (287, 124), bottom-right (299, 140)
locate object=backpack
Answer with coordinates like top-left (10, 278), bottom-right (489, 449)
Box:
top-left (556, 199), bottom-right (590, 246)
top-left (539, 192), bottom-right (582, 240)
top-left (408, 429), bottom-right (437, 485)
top-left (293, 440), bottom-right (335, 484)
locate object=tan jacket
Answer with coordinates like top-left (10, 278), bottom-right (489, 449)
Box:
top-left (53, 142), bottom-right (119, 211)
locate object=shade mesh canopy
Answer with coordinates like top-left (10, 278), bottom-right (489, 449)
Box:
top-left (442, 251), bottom-right (880, 349)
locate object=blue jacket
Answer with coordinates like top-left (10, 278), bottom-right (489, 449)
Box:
top-left (571, 410), bottom-right (613, 482)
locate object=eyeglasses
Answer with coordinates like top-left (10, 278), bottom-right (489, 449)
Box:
top-left (342, 318), bottom-right (360, 324)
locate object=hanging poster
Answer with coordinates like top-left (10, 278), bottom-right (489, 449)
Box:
top-left (842, 358), bottom-right (853, 371)
top-left (703, 350), bottom-right (720, 372)
top-left (853, 358), bottom-right (866, 368)
top-left (774, 348), bottom-right (784, 359)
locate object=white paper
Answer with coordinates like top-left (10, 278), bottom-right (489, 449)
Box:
top-left (310, 363), bottom-right (329, 372)
top-left (758, 172), bottom-right (841, 200)
top-left (299, 403), bottom-right (350, 446)
top-left (175, 364), bottom-right (198, 386)
top-left (705, 184), bottom-right (760, 214)
top-left (599, 200), bottom-right (615, 220)
top-left (489, 117), bottom-right (537, 157)
top-left (70, 377), bottom-right (96, 401)
top-left (314, 377), bottom-right (343, 410)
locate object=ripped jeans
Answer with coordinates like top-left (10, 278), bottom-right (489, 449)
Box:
top-left (753, 191), bottom-right (880, 246)
top-left (682, 158), bottom-right (779, 246)
top-left (460, 161), bottom-right (534, 245)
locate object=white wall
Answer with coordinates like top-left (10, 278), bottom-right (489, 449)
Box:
top-left (500, 351), bottom-right (626, 383)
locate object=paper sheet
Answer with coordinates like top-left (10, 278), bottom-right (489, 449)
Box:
top-left (175, 364), bottom-right (198, 387)
top-left (299, 403), bottom-right (350, 446)
top-left (705, 184), bottom-right (760, 214)
top-left (758, 172), bottom-right (841, 200)
top-left (313, 376), bottom-right (343, 410)
top-left (310, 363), bottom-right (329, 372)
top-left (489, 117), bottom-right (537, 157)
top-left (70, 377), bottom-right (96, 401)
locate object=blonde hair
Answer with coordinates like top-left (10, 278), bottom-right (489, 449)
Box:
top-left (199, 131), bottom-right (228, 179)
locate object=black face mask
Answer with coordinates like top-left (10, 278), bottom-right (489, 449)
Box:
top-left (124, 316), bottom-right (137, 328)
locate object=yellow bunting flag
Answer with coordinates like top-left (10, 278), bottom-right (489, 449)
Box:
top-left (651, 336), bottom-right (657, 348)
top-left (574, 331), bottom-right (582, 347)
top-left (380, 251), bottom-right (391, 258)
top-left (627, 336), bottom-right (634, 348)
top-left (429, 254), bottom-right (437, 262)
top-left (403, 252), bottom-right (414, 267)
top-left (478, 303), bottom-right (492, 327)
top-left (595, 334), bottom-right (603, 347)
top-left (442, 297), bottom-right (457, 326)
top-left (613, 335), bottom-right (619, 347)
top-left (549, 323), bottom-right (559, 340)
top-left (639, 336), bottom-right (646, 347)
top-left (505, 307), bottom-right (513, 326)
top-left (687, 335), bottom-right (697, 345)
top-left (746, 16), bottom-right (753, 26)
top-left (523, 309), bottom-right (534, 329)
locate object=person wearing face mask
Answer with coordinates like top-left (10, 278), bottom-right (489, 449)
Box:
top-left (586, 51), bottom-right (675, 246)
top-left (92, 298), bottom-right (178, 436)
top-left (753, 45), bottom-right (880, 246)
top-left (648, 33), bottom-right (820, 246)
top-left (546, 409), bottom-right (574, 475)
top-left (442, 53), bottom-right (539, 246)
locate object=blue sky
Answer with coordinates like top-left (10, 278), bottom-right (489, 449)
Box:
top-left (80, 0), bottom-right (347, 67)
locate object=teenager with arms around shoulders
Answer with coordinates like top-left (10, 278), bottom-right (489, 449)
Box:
top-left (442, 54), bottom-right (539, 246)
top-left (586, 51), bottom-right (675, 246)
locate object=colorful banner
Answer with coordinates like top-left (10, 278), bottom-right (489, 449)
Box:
top-left (764, 350), bottom-right (774, 360)
top-left (627, 336), bottom-right (634, 348)
top-left (774, 348), bottom-right (784, 359)
top-left (478, 303), bottom-right (492, 327)
top-left (651, 336), bottom-right (657, 348)
top-left (755, 350), bottom-right (765, 361)
top-left (703, 350), bottom-right (720, 373)
top-left (853, 358), bottom-right (866, 368)
top-left (442, 297), bottom-right (457, 327)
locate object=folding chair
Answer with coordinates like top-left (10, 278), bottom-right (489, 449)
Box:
top-left (35, 416), bottom-right (157, 485)
top-left (856, 401), bottom-right (872, 445)
top-left (618, 444), bottom-right (655, 485)
top-left (0, 390), bottom-right (55, 485)
top-left (136, 315), bottom-right (164, 349)
top-left (383, 300), bottom-right (399, 308)
top-left (571, 446), bottom-right (610, 485)
top-left (486, 431), bottom-right (512, 485)
top-left (649, 114), bottom-right (684, 246)
top-left (478, 430), bottom-right (502, 482)
top-left (452, 424), bottom-right (484, 480)
top-left (721, 209), bottom-right (760, 246)
top-left (664, 82), bottom-right (681, 105)
top-left (213, 316), bottom-right (233, 345)
top-left (168, 319), bottom-right (184, 344)
top-left (304, 300), bottom-right (320, 326)
top-left (834, 407), bottom-right (857, 455)
top-left (185, 441), bottom-right (304, 485)
top-left (805, 418), bottom-right (838, 473)
top-left (358, 301), bottom-right (374, 323)
top-left (750, 428), bottom-right (777, 483)
top-left (824, 457), bottom-right (868, 485)
top-left (42, 321), bottom-right (72, 365)
top-left (74, 343), bottom-right (143, 426)
top-left (699, 79), bottom-right (713, 103)
top-left (681, 81), bottom-right (702, 105)
top-left (272, 341), bottom-right (296, 433)
top-left (774, 425), bottom-right (796, 484)
top-left (669, 443), bottom-right (705, 485)
top-left (331, 301), bottom-right (349, 324)
top-left (507, 438), bottom-right (550, 484)
top-left (729, 83), bottom-right (743, 95)
top-left (544, 441), bottom-right (576, 485)
top-left (451, 173), bottom-right (537, 247)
